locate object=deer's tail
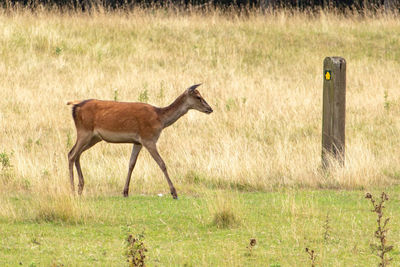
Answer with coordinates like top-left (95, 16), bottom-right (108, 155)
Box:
top-left (67, 100), bottom-right (82, 105)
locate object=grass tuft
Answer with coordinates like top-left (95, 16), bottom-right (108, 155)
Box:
top-left (32, 194), bottom-right (88, 223)
top-left (213, 209), bottom-right (237, 229)
top-left (207, 191), bottom-right (242, 228)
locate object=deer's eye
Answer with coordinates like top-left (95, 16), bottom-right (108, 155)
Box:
top-left (196, 96), bottom-right (202, 100)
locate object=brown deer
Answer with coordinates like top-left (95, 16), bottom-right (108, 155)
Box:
top-left (67, 84), bottom-right (213, 199)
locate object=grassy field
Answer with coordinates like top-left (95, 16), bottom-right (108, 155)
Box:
top-left (0, 7), bottom-right (400, 266)
top-left (1, 188), bottom-right (400, 266)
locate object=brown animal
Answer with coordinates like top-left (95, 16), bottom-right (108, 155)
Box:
top-left (67, 84), bottom-right (213, 199)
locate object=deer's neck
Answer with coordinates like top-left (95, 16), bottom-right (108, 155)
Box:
top-left (159, 94), bottom-right (190, 128)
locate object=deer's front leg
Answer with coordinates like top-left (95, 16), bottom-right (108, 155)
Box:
top-left (144, 142), bottom-right (178, 199)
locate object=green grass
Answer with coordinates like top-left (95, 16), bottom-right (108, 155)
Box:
top-left (1, 188), bottom-right (399, 266)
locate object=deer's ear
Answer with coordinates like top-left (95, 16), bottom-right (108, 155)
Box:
top-left (187, 83), bottom-right (202, 93)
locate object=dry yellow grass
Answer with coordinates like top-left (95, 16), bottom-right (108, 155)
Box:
top-left (0, 8), bottom-right (400, 200)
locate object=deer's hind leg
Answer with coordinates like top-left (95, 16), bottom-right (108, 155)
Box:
top-left (75, 136), bottom-right (101, 195)
top-left (68, 131), bottom-right (94, 194)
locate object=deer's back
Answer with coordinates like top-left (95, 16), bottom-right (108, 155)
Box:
top-left (72, 100), bottom-right (162, 141)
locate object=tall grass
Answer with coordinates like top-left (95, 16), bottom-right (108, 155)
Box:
top-left (0, 8), bottom-right (400, 203)
top-left (0, 192), bottom-right (98, 223)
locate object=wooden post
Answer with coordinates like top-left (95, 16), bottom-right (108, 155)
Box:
top-left (322, 57), bottom-right (346, 168)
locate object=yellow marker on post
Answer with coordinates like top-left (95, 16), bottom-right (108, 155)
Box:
top-left (325, 70), bottom-right (331, 80)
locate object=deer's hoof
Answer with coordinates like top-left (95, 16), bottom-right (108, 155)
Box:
top-left (171, 190), bottom-right (178, 200)
top-left (123, 191), bottom-right (129, 198)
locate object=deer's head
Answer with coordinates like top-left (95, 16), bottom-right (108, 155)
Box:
top-left (186, 84), bottom-right (213, 114)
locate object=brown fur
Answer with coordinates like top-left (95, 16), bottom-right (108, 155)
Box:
top-left (72, 100), bottom-right (162, 141)
top-left (67, 84), bottom-right (213, 199)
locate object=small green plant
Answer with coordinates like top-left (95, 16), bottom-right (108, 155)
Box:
top-left (138, 90), bottom-right (149, 103)
top-left (384, 90), bottom-right (390, 112)
top-left (114, 89), bottom-right (119, 101)
top-left (365, 192), bottom-right (393, 267)
top-left (225, 98), bottom-right (237, 111)
top-left (323, 213), bottom-right (331, 242)
top-left (66, 131), bottom-right (72, 149)
top-left (35, 139), bottom-right (41, 146)
top-left (24, 138), bottom-right (33, 151)
top-left (42, 169), bottom-right (50, 178)
top-left (0, 151), bottom-right (14, 184)
top-left (0, 152), bottom-right (12, 170)
top-left (24, 138), bottom-right (41, 151)
top-left (55, 47), bottom-right (62, 55)
top-left (184, 170), bottom-right (203, 184)
top-left (305, 248), bottom-right (316, 267)
top-left (158, 83), bottom-right (165, 100)
top-left (126, 232), bottom-right (147, 267)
